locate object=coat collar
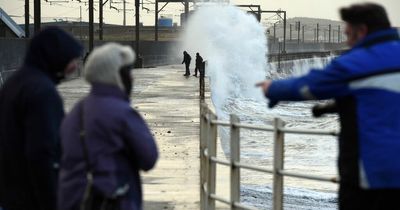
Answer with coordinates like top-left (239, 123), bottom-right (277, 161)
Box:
top-left (90, 83), bottom-right (129, 101)
top-left (353, 28), bottom-right (400, 49)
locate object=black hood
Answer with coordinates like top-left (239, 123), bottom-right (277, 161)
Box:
top-left (24, 27), bottom-right (83, 84)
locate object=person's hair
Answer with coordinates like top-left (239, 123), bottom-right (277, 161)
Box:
top-left (340, 3), bottom-right (391, 34)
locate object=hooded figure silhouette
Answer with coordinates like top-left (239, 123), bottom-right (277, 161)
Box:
top-left (59, 43), bottom-right (158, 210)
top-left (0, 27), bottom-right (83, 210)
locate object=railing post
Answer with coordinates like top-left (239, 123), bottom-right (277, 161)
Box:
top-left (199, 61), bottom-right (206, 102)
top-left (272, 118), bottom-right (285, 210)
top-left (200, 103), bottom-right (208, 210)
top-left (230, 114), bottom-right (240, 209)
top-left (207, 111), bottom-right (217, 210)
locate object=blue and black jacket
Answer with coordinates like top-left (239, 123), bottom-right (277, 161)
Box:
top-left (266, 28), bottom-right (400, 189)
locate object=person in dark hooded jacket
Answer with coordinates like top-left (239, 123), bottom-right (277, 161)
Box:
top-left (194, 53), bottom-right (203, 77)
top-left (58, 43), bottom-right (158, 210)
top-left (0, 27), bottom-right (83, 210)
top-left (182, 51), bottom-right (191, 76)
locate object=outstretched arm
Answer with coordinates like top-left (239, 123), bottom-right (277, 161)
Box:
top-left (258, 60), bottom-right (351, 107)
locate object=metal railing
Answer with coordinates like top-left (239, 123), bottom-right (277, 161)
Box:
top-left (199, 103), bottom-right (339, 210)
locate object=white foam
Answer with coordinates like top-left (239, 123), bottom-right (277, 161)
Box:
top-left (180, 4), bottom-right (268, 119)
top-left (180, 3), bottom-right (339, 208)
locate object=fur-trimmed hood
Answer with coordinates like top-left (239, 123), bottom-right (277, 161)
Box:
top-left (84, 43), bottom-right (135, 91)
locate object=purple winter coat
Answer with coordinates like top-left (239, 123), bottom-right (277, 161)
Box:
top-left (58, 83), bottom-right (158, 210)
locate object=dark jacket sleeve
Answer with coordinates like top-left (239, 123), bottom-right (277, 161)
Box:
top-left (24, 84), bottom-right (64, 210)
top-left (182, 55), bottom-right (186, 64)
top-left (123, 109), bottom-right (158, 171)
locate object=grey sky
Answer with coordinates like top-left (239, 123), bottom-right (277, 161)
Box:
top-left (1, 0), bottom-right (399, 26)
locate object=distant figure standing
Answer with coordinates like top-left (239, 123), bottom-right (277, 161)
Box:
top-left (194, 53), bottom-right (203, 77)
top-left (182, 51), bottom-right (191, 76)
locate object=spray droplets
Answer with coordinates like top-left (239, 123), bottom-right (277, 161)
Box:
top-left (181, 4), bottom-right (268, 118)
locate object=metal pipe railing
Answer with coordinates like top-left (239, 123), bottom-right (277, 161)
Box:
top-left (199, 103), bottom-right (339, 210)
top-left (209, 118), bottom-right (338, 135)
top-left (279, 170), bottom-right (339, 183)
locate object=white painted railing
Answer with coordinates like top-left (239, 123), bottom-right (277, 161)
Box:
top-left (199, 103), bottom-right (339, 210)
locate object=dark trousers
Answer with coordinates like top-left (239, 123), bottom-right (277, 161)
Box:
top-left (339, 184), bottom-right (400, 210)
top-left (194, 66), bottom-right (200, 76)
top-left (185, 63), bottom-right (190, 75)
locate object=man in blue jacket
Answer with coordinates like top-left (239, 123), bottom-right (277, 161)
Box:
top-left (0, 27), bottom-right (83, 210)
top-left (257, 3), bottom-right (400, 210)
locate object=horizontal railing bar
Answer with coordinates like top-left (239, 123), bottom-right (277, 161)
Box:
top-left (234, 162), bottom-right (274, 174)
top-left (206, 188), bottom-right (260, 210)
top-left (205, 143), bottom-right (338, 184)
top-left (210, 119), bottom-right (231, 127)
top-left (209, 193), bottom-right (231, 205)
top-left (233, 202), bottom-right (260, 210)
top-left (205, 184), bottom-right (255, 209)
top-left (234, 123), bottom-right (275, 132)
top-left (279, 170), bottom-right (339, 183)
top-left (210, 157), bottom-right (230, 166)
top-left (208, 192), bottom-right (260, 210)
top-left (204, 115), bottom-right (338, 136)
top-left (207, 155), bottom-right (273, 174)
top-left (279, 128), bottom-right (338, 136)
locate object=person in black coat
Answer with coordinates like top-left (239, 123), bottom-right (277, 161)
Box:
top-left (182, 51), bottom-right (191, 76)
top-left (194, 53), bottom-right (203, 77)
top-left (0, 27), bottom-right (83, 210)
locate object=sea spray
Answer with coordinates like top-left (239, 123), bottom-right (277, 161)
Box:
top-left (181, 4), bottom-right (339, 209)
top-left (180, 4), bottom-right (268, 119)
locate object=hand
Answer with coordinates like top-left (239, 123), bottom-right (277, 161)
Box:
top-left (256, 80), bottom-right (272, 95)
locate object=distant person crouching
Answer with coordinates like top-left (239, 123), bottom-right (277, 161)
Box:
top-left (58, 43), bottom-right (158, 210)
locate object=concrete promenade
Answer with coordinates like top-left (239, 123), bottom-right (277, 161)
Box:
top-left (58, 65), bottom-right (220, 209)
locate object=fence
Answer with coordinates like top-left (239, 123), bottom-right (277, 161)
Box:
top-left (199, 104), bottom-right (339, 209)
top-left (199, 93), bottom-right (340, 209)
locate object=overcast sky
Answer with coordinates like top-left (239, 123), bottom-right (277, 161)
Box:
top-left (1, 0), bottom-right (399, 27)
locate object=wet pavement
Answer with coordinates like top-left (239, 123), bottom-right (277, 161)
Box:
top-left (58, 65), bottom-right (212, 209)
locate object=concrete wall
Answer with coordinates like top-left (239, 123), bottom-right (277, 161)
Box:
top-left (0, 38), bottom-right (29, 71)
top-left (0, 38), bottom-right (181, 86)
top-left (0, 38), bottom-right (347, 86)
top-left (0, 38), bottom-right (180, 71)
